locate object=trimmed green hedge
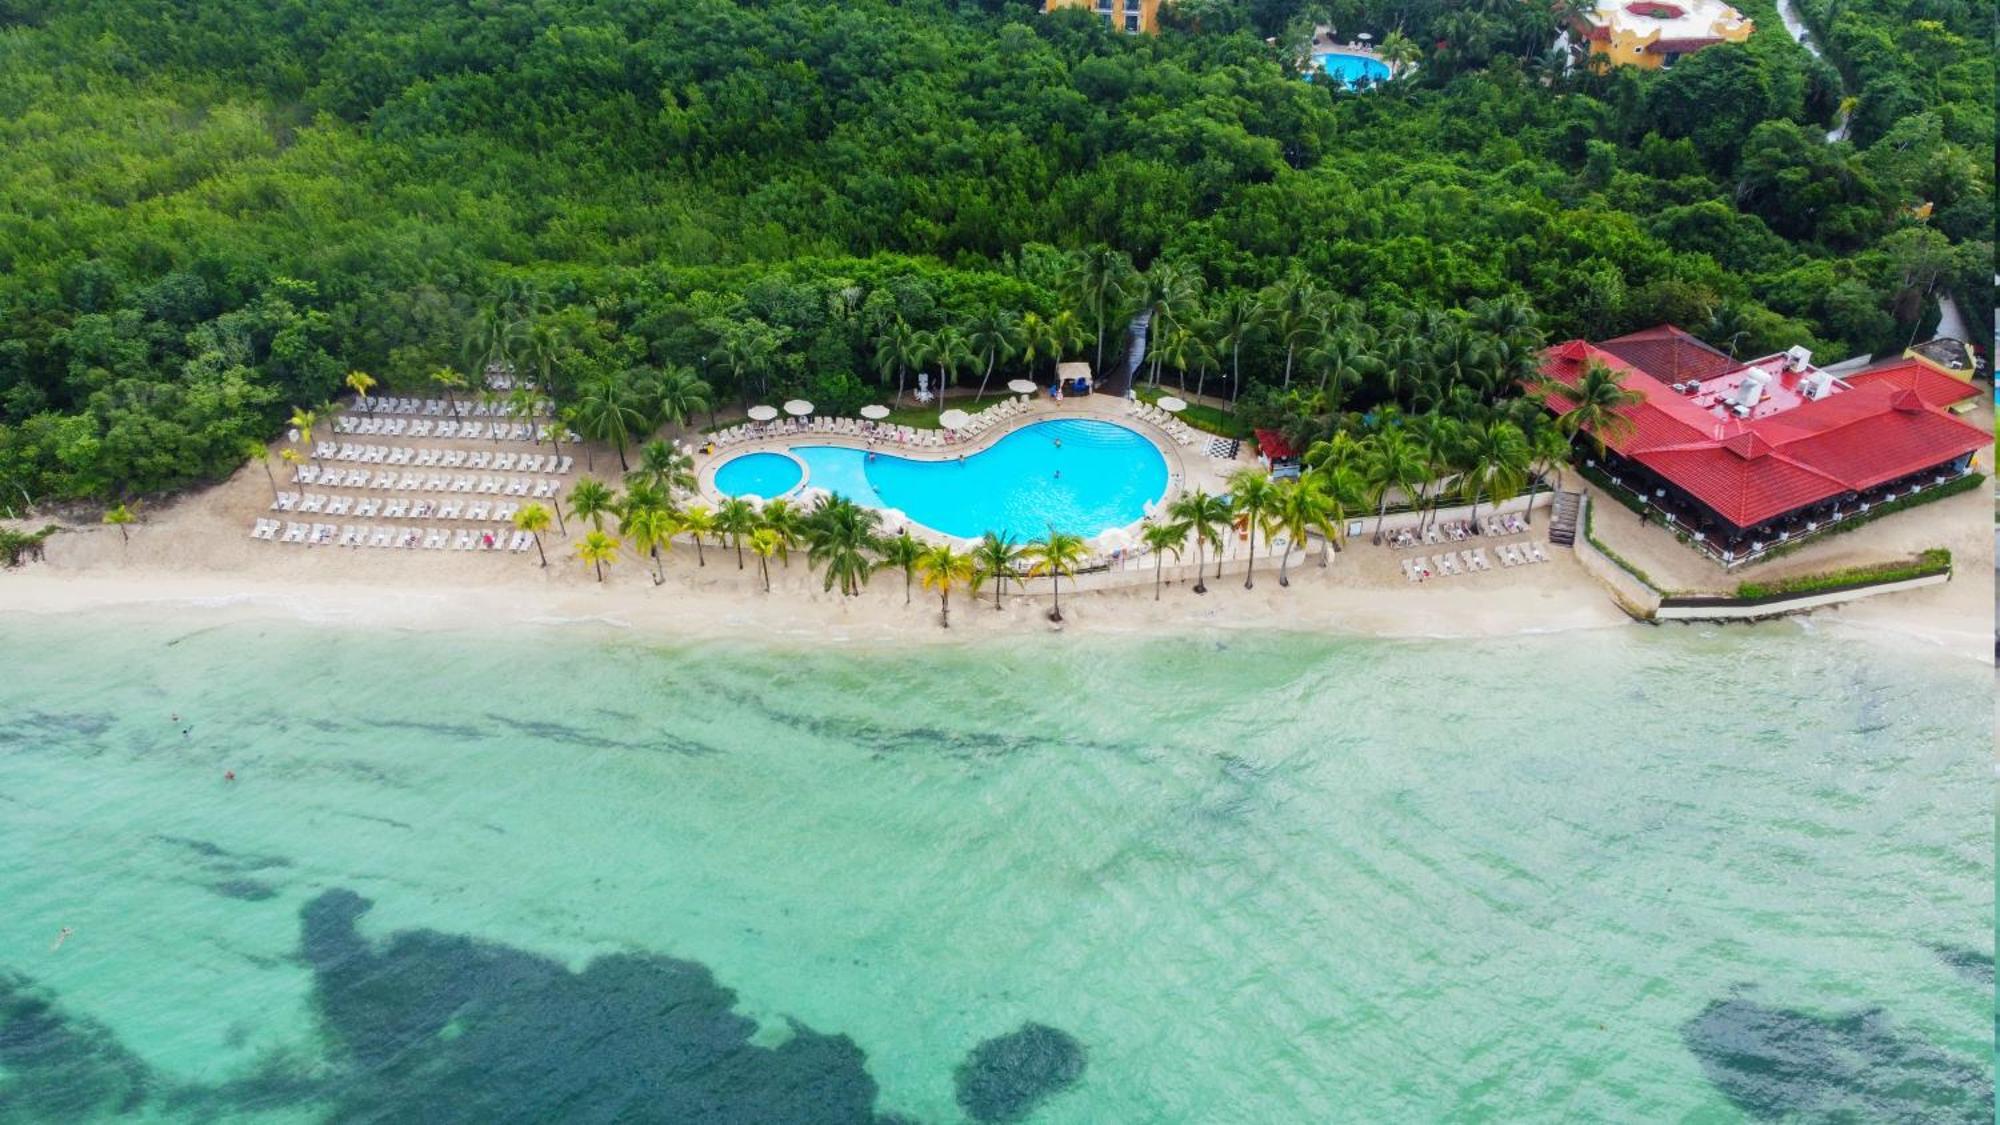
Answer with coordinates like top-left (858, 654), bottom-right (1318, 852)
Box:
top-left (1583, 500), bottom-right (1662, 592)
top-left (1734, 549), bottom-right (1952, 599)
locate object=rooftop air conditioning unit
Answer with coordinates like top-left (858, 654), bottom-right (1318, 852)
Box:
top-left (1783, 345), bottom-right (1813, 371)
top-left (1734, 367), bottom-right (1771, 409)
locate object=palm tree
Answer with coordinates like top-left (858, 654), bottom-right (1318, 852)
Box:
top-left (288, 406), bottom-right (319, 466)
top-left (749, 528), bottom-right (780, 592)
top-left (803, 496), bottom-right (880, 596)
top-left (1524, 424), bottom-right (1571, 525)
top-left (877, 318), bottom-right (920, 406)
top-left (103, 502), bottom-right (136, 545)
top-left (1308, 464), bottom-right (1364, 566)
top-left (430, 366), bottom-right (468, 418)
top-left (1270, 475), bottom-right (1336, 587)
top-left (621, 503), bottom-right (676, 584)
top-left (1134, 260), bottom-right (1206, 388)
top-left (917, 543), bottom-right (975, 628)
top-left (1210, 291), bottom-right (1263, 408)
top-left (1536, 360), bottom-right (1642, 457)
top-left (1407, 413), bottom-right (1465, 534)
top-left (1463, 419), bottom-right (1531, 531)
top-left (568, 478), bottom-right (618, 533)
top-left (572, 373), bottom-right (649, 472)
top-left (244, 439), bottom-right (277, 499)
top-left (513, 502), bottom-right (553, 567)
top-left (715, 498), bottom-right (759, 570)
top-left (1025, 528), bottom-right (1089, 622)
top-left (1303, 332), bottom-right (1381, 409)
top-left (651, 364), bottom-right (712, 433)
top-left (972, 531), bottom-right (1023, 610)
top-left (967, 310), bottom-right (1023, 403)
top-left (1260, 271), bottom-right (1323, 391)
top-left (878, 530), bottom-right (925, 605)
top-left (280, 447), bottom-right (306, 484)
top-left (1365, 427), bottom-right (1427, 542)
top-left (1228, 468), bottom-right (1280, 589)
top-left (1140, 520), bottom-right (1187, 600)
top-left (1379, 30), bottom-right (1420, 77)
top-left (345, 370), bottom-right (378, 414)
top-left (928, 324), bottom-right (975, 407)
top-left (576, 530), bottom-right (620, 583)
top-left (759, 499), bottom-right (805, 568)
top-left (1016, 312), bottom-right (1058, 384)
top-left (627, 439), bottom-right (695, 498)
top-left (1168, 489), bottom-right (1230, 593)
top-left (1068, 246), bottom-right (1135, 377)
top-left (678, 504), bottom-right (716, 567)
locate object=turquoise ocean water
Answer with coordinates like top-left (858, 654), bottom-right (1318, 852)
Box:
top-left (0, 610), bottom-right (1989, 1122)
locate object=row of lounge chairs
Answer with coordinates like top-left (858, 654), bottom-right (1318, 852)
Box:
top-left (270, 495), bottom-right (526, 522)
top-left (1385, 513), bottom-right (1531, 550)
top-left (250, 519), bottom-right (535, 552)
top-left (334, 416), bottom-right (550, 441)
top-left (275, 470), bottom-right (559, 503)
top-left (306, 446), bottom-right (572, 474)
top-left (1401, 540), bottom-right (1550, 581)
top-left (709, 417), bottom-right (963, 449)
top-left (952, 399), bottom-right (1033, 436)
top-left (1123, 400), bottom-right (1205, 449)
top-left (350, 396), bottom-right (547, 418)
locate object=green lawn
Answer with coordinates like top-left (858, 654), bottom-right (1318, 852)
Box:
top-left (1133, 386), bottom-right (1252, 439)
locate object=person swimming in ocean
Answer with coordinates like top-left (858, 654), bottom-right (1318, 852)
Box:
top-left (51, 927), bottom-right (72, 952)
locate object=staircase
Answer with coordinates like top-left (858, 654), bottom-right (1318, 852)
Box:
top-left (1548, 490), bottom-right (1581, 548)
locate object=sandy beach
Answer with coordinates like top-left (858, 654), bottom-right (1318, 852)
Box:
top-left (2, 400), bottom-right (1987, 662)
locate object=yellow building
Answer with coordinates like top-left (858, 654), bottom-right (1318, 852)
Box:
top-left (1044, 0), bottom-right (1163, 35)
top-left (1574, 0), bottom-right (1752, 69)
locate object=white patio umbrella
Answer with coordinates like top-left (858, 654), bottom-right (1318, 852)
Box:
top-left (1157, 396), bottom-right (1189, 413)
top-left (1007, 379), bottom-right (1038, 395)
top-left (859, 404), bottom-right (890, 420)
top-left (1093, 527), bottom-right (1133, 553)
top-left (746, 404), bottom-right (779, 422)
top-left (797, 486), bottom-right (832, 508)
top-left (876, 508), bottom-right (909, 533)
top-left (938, 408), bottom-right (972, 430)
top-left (783, 399), bottom-right (814, 417)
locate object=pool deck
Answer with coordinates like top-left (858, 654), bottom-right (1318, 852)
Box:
top-left (695, 394), bottom-right (1252, 543)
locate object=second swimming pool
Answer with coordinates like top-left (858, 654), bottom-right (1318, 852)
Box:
top-left (713, 418), bottom-right (1169, 540)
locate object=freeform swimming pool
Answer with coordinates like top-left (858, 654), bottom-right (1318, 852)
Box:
top-left (712, 418), bottom-right (1169, 540)
top-left (1314, 52), bottom-right (1391, 87)
top-left (711, 451), bottom-right (803, 500)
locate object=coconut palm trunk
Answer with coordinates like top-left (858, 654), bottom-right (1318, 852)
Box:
top-left (532, 534), bottom-right (547, 568)
top-left (1243, 523), bottom-right (1258, 589)
top-left (940, 587), bottom-right (952, 628)
top-left (1153, 550), bottom-right (1165, 600)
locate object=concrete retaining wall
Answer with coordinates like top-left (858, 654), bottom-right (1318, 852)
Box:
top-left (1654, 572), bottom-right (1951, 621)
top-left (1572, 499), bottom-right (1663, 620)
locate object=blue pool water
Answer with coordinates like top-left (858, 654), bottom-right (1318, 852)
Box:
top-left (715, 418), bottom-right (1168, 539)
top-left (711, 451), bottom-right (802, 500)
top-left (1315, 52), bottom-right (1391, 87)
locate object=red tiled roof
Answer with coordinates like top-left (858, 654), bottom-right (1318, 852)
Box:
top-left (1843, 358), bottom-right (1980, 407)
top-left (1538, 338), bottom-right (1988, 529)
top-left (1594, 324), bottom-right (1737, 385)
top-left (1253, 428), bottom-right (1296, 460)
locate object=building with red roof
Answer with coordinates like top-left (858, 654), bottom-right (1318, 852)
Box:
top-left (1538, 326), bottom-right (1985, 564)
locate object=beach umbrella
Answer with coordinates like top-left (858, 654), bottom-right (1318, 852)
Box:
top-left (783, 399), bottom-right (814, 417)
top-left (859, 404), bottom-right (890, 420)
top-left (1157, 396), bottom-right (1188, 413)
top-left (1093, 527), bottom-right (1133, 553)
top-left (1007, 379), bottom-right (1038, 395)
top-left (797, 486), bottom-right (832, 508)
top-left (938, 408), bottom-right (972, 430)
top-left (876, 508), bottom-right (908, 532)
top-left (746, 404), bottom-right (778, 422)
